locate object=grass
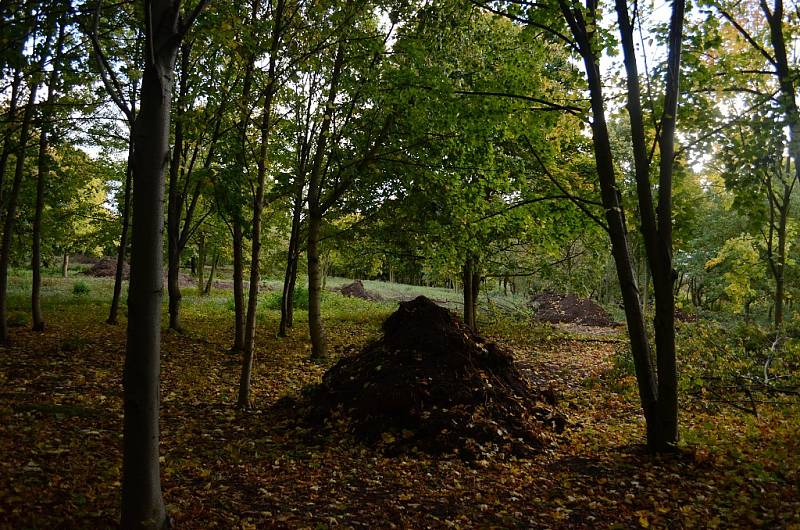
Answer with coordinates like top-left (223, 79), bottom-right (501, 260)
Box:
top-left (0, 269), bottom-right (798, 528)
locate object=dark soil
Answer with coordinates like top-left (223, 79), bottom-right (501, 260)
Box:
top-left (83, 257), bottom-right (128, 279)
top-left (339, 280), bottom-right (382, 301)
top-left (674, 307), bottom-right (698, 322)
top-left (531, 292), bottom-right (617, 327)
top-left (281, 296), bottom-right (564, 460)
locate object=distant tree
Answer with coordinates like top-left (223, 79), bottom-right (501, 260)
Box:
top-left (0, 7), bottom-right (58, 344)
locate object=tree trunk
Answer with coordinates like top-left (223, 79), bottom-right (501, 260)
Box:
top-left (774, 204), bottom-right (788, 328)
top-left (471, 262), bottom-right (480, 331)
top-left (463, 258), bottom-right (474, 330)
top-left (0, 68), bottom-right (22, 211)
top-left (203, 252), bottom-right (218, 295)
top-left (108, 139), bottom-right (134, 324)
top-left (166, 43), bottom-right (191, 333)
top-left (62, 252), bottom-right (69, 278)
top-left (32, 22), bottom-right (67, 332)
top-left (559, 0), bottom-right (662, 449)
top-left (305, 43), bottom-right (345, 361)
top-left (286, 254), bottom-right (298, 328)
top-left (197, 232), bottom-right (206, 293)
top-left (238, 0), bottom-right (285, 407)
top-left (31, 125), bottom-right (49, 332)
top-left (121, 0), bottom-right (185, 526)
top-left (0, 73), bottom-right (44, 344)
top-left (231, 218), bottom-right (245, 351)
top-left (307, 212), bottom-right (328, 360)
top-left (279, 188), bottom-right (303, 337)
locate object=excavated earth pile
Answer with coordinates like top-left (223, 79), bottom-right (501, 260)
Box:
top-left (531, 292), bottom-right (617, 327)
top-left (83, 257), bottom-right (129, 279)
top-left (284, 296), bottom-right (565, 460)
top-left (338, 280), bottom-right (382, 301)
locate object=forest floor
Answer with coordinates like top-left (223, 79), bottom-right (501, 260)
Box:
top-left (0, 275), bottom-right (798, 528)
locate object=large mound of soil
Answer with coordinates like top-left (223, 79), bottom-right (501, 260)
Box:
top-left (531, 292), bottom-right (617, 327)
top-left (83, 257), bottom-right (128, 279)
top-left (286, 296), bottom-right (564, 459)
top-left (338, 280), bottom-right (382, 301)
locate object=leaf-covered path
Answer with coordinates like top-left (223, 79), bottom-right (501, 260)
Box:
top-left (1, 302), bottom-right (798, 528)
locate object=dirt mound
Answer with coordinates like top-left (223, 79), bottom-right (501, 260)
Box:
top-left (339, 280), bottom-right (381, 301)
top-left (83, 258), bottom-right (128, 279)
top-left (531, 292), bottom-right (617, 327)
top-left (674, 307), bottom-right (698, 322)
top-left (283, 296), bottom-right (564, 459)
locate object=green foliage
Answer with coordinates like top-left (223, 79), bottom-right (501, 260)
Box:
top-left (704, 235), bottom-right (764, 313)
top-left (60, 335), bottom-right (89, 352)
top-left (677, 318), bottom-right (800, 413)
top-left (72, 281), bottom-right (90, 296)
top-left (7, 311), bottom-right (28, 328)
top-left (261, 286), bottom-right (310, 311)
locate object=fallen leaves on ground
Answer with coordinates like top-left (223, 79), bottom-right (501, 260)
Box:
top-left (0, 297), bottom-right (798, 528)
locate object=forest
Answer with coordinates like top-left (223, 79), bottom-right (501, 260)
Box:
top-left (0, 0), bottom-right (799, 527)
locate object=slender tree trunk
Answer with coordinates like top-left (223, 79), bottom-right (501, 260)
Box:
top-left (286, 254), bottom-right (298, 328)
top-left (560, 0), bottom-right (661, 448)
top-left (280, 187), bottom-right (303, 336)
top-left (0, 77), bottom-right (43, 344)
top-left (238, 0), bottom-right (286, 407)
top-left (0, 68), bottom-right (22, 209)
top-left (121, 0), bottom-right (186, 526)
top-left (306, 43), bottom-right (345, 361)
top-left (108, 140), bottom-right (134, 324)
top-left (471, 263), bottom-right (480, 331)
top-left (62, 252), bottom-right (69, 277)
top-left (463, 258), bottom-right (474, 330)
top-left (203, 252), bottom-right (218, 295)
top-left (32, 23), bottom-right (66, 332)
top-left (231, 218), bottom-right (245, 351)
top-left (197, 232), bottom-right (206, 292)
top-left (774, 205), bottom-right (788, 328)
top-left (307, 213), bottom-right (327, 359)
top-left (166, 43), bottom-right (191, 333)
top-left (31, 134), bottom-right (48, 331)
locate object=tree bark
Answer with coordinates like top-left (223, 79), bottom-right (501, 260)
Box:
top-left (32, 21), bottom-right (66, 332)
top-left (62, 252), bottom-right (69, 278)
top-left (279, 185), bottom-right (303, 336)
top-left (238, 0), bottom-right (286, 407)
top-left (307, 212), bottom-right (327, 359)
top-left (0, 68), bottom-right (22, 210)
top-left (121, 0), bottom-right (191, 526)
top-left (772, 199), bottom-right (788, 329)
top-left (166, 43), bottom-right (191, 333)
top-left (108, 140), bottom-right (134, 324)
top-left (0, 66), bottom-right (46, 344)
top-left (231, 218), bottom-right (245, 351)
top-left (559, 0), bottom-right (664, 449)
top-left (203, 252), bottom-right (218, 295)
top-left (197, 232), bottom-right (206, 293)
top-left (306, 43), bottom-right (345, 361)
top-left (463, 257), bottom-right (475, 330)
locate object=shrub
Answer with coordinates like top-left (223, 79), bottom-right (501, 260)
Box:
top-left (7, 311), bottom-right (28, 327)
top-left (61, 336), bottom-right (88, 352)
top-left (72, 281), bottom-right (90, 296)
top-left (261, 286), bottom-right (309, 311)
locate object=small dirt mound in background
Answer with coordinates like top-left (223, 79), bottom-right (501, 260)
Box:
top-left (83, 258), bottom-right (128, 279)
top-left (282, 296), bottom-right (564, 460)
top-left (531, 292), bottom-right (617, 327)
top-left (339, 280), bottom-right (382, 301)
top-left (674, 307), bottom-right (698, 322)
